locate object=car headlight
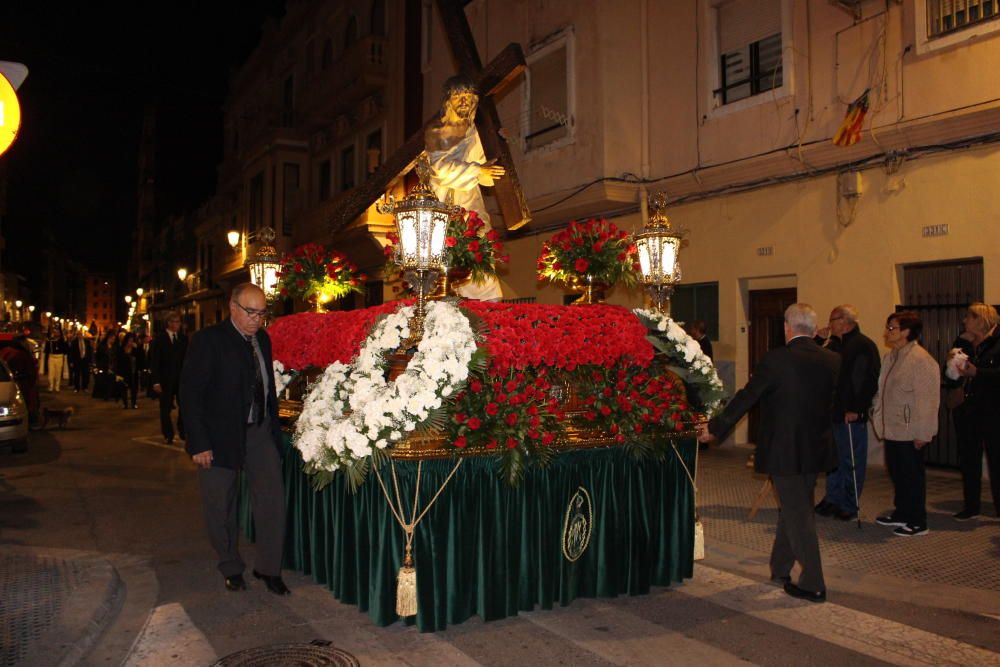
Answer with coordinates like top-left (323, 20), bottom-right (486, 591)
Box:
top-left (0, 401), bottom-right (23, 418)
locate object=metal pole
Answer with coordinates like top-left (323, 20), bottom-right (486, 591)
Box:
top-left (847, 423), bottom-right (862, 529)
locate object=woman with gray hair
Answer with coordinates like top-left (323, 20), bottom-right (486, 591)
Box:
top-left (947, 303), bottom-right (1000, 520)
top-left (871, 311), bottom-right (940, 536)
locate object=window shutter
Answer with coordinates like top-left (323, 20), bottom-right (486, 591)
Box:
top-left (718, 0), bottom-right (781, 54)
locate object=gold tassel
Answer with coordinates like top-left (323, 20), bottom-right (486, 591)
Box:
top-left (396, 552), bottom-right (417, 617)
top-left (693, 518), bottom-right (705, 561)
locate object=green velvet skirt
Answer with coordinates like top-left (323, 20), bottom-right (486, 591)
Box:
top-left (242, 436), bottom-right (696, 632)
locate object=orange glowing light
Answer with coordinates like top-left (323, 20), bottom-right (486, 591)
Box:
top-left (0, 72), bottom-right (20, 157)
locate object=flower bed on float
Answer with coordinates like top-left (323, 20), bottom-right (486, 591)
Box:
top-left (268, 300), bottom-right (725, 486)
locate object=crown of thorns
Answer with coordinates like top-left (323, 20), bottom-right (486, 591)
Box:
top-left (443, 76), bottom-right (478, 97)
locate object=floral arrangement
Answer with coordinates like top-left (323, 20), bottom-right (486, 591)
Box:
top-left (536, 218), bottom-right (641, 290)
top-left (271, 301), bottom-right (726, 486)
top-left (277, 243), bottom-right (366, 304)
top-left (633, 309), bottom-right (726, 412)
top-left (382, 208), bottom-right (509, 285)
top-left (292, 300), bottom-right (484, 486)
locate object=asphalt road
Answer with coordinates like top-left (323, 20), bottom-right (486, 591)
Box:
top-left (1, 387), bottom-right (998, 666)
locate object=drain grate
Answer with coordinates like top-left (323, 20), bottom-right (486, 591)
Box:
top-left (212, 642), bottom-right (360, 666)
top-left (0, 552), bottom-right (85, 666)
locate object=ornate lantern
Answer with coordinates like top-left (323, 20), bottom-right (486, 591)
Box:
top-left (635, 193), bottom-right (684, 316)
top-left (377, 164), bottom-right (455, 347)
top-left (246, 227), bottom-right (281, 300)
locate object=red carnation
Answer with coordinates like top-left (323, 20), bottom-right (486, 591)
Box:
top-left (470, 379), bottom-right (483, 393)
top-left (467, 417), bottom-right (482, 430)
top-left (574, 258), bottom-right (589, 273)
top-left (485, 403), bottom-right (499, 416)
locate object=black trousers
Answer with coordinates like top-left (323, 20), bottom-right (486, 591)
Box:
top-left (955, 414), bottom-right (1000, 515)
top-left (884, 440), bottom-right (927, 527)
top-left (770, 473), bottom-right (825, 594)
top-left (159, 384), bottom-right (184, 441)
top-left (197, 420), bottom-right (286, 577)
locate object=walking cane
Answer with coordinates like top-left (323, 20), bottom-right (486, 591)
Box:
top-left (847, 422), bottom-right (863, 530)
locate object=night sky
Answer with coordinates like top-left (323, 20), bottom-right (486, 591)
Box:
top-left (0, 2), bottom-right (286, 286)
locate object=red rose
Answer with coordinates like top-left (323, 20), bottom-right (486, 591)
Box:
top-left (467, 417), bottom-right (482, 430)
top-left (454, 413), bottom-right (468, 424)
top-left (600, 405), bottom-right (611, 416)
top-left (574, 258), bottom-right (589, 273)
top-left (505, 413), bottom-right (518, 426)
top-left (552, 262), bottom-right (562, 271)
top-left (445, 236), bottom-right (458, 247)
top-left (615, 434), bottom-right (626, 443)
top-left (486, 439), bottom-right (498, 449)
top-left (468, 240), bottom-right (480, 252)
top-left (485, 403), bottom-right (499, 416)
top-left (592, 241), bottom-right (604, 253)
top-left (506, 437), bottom-right (518, 449)
top-left (474, 252), bottom-right (483, 263)
top-left (542, 432), bottom-right (555, 445)
top-left (454, 435), bottom-right (467, 448)
top-left (470, 380), bottom-right (482, 393)
top-left (487, 229), bottom-right (500, 241)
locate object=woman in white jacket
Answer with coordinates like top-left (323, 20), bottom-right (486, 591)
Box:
top-left (870, 311), bottom-right (940, 536)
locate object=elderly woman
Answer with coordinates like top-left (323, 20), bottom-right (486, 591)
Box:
top-left (948, 303), bottom-right (1000, 520)
top-left (871, 311), bottom-right (940, 536)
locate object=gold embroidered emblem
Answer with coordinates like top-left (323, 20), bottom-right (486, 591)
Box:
top-left (562, 486), bottom-right (593, 562)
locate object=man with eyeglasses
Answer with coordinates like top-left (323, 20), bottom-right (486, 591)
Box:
top-left (149, 312), bottom-right (188, 444)
top-left (815, 305), bottom-right (881, 522)
top-left (180, 283), bottom-right (290, 595)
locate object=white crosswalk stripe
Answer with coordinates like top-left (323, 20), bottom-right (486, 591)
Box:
top-left (123, 602), bottom-right (217, 666)
top-left (674, 566), bottom-right (1000, 667)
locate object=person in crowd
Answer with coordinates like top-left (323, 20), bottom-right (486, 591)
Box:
top-left (871, 311), bottom-right (940, 537)
top-left (181, 283), bottom-right (289, 595)
top-left (946, 303), bottom-right (1000, 520)
top-left (698, 303), bottom-right (839, 603)
top-left (686, 320), bottom-right (714, 361)
top-left (115, 332), bottom-right (141, 409)
top-left (815, 305), bottom-right (881, 521)
top-left (44, 328), bottom-right (69, 392)
top-left (73, 331), bottom-right (93, 392)
top-left (140, 333), bottom-right (154, 397)
top-left (149, 312), bottom-right (187, 444)
top-left (93, 331), bottom-right (117, 400)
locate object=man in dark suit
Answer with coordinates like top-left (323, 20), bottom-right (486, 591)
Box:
top-left (180, 283), bottom-right (289, 595)
top-left (698, 303), bottom-right (839, 603)
top-left (149, 312), bottom-right (187, 444)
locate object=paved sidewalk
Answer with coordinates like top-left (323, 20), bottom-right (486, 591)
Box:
top-left (0, 545), bottom-right (122, 666)
top-left (697, 445), bottom-right (1000, 607)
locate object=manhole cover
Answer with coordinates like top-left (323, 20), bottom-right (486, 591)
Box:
top-left (212, 643), bottom-right (359, 666)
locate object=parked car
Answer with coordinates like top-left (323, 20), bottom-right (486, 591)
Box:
top-left (0, 358), bottom-right (28, 452)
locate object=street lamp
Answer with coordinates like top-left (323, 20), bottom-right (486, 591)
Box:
top-left (177, 267), bottom-right (188, 282)
top-left (136, 287), bottom-right (144, 297)
top-left (245, 227), bottom-right (281, 301)
top-left (124, 295), bottom-right (132, 304)
top-left (634, 192), bottom-right (685, 316)
top-left (377, 165), bottom-right (454, 347)
top-left (227, 230), bottom-right (241, 249)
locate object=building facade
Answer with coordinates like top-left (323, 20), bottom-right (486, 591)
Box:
top-left (84, 274), bottom-right (117, 334)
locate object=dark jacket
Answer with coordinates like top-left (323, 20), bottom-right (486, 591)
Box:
top-left (45, 338), bottom-right (69, 356)
top-left (149, 330), bottom-right (188, 390)
top-left (951, 330), bottom-right (1000, 425)
top-left (831, 325), bottom-right (881, 422)
top-left (709, 336), bottom-right (841, 476)
top-left (114, 345), bottom-right (143, 382)
top-left (180, 319), bottom-right (282, 469)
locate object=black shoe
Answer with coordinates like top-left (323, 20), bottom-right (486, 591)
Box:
top-left (893, 524), bottom-right (928, 537)
top-left (783, 582), bottom-right (826, 603)
top-left (835, 510), bottom-right (858, 521)
top-left (252, 569), bottom-right (291, 595)
top-left (224, 574), bottom-right (247, 591)
top-left (875, 514), bottom-right (906, 527)
top-left (814, 501), bottom-right (835, 517)
top-left (953, 509), bottom-right (979, 521)
top-left (769, 575), bottom-right (791, 587)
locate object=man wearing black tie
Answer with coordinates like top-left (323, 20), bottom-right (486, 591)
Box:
top-left (697, 303), bottom-right (840, 603)
top-left (180, 283), bottom-right (289, 595)
top-left (149, 312), bottom-right (187, 444)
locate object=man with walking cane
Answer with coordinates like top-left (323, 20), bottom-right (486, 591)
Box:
top-left (814, 305), bottom-right (880, 523)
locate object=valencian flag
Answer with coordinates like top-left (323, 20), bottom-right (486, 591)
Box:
top-left (833, 88), bottom-right (870, 147)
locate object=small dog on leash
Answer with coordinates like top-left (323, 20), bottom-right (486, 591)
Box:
top-left (42, 406), bottom-right (75, 430)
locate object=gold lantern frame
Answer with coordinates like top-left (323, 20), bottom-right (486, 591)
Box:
top-left (635, 192), bottom-right (685, 316)
top-left (246, 226), bottom-right (281, 301)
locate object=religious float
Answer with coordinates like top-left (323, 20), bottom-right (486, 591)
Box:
top-left (237, 174), bottom-right (725, 631)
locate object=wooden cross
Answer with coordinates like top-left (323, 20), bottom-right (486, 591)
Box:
top-left (327, 0), bottom-right (531, 237)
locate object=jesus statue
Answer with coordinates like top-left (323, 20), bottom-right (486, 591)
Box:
top-left (424, 75), bottom-right (505, 301)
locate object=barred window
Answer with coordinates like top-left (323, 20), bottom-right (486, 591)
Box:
top-left (928, 0), bottom-right (999, 38)
top-left (715, 0), bottom-right (783, 105)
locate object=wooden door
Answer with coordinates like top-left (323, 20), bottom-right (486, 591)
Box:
top-left (747, 288), bottom-right (797, 444)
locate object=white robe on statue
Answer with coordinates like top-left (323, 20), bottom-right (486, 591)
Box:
top-left (427, 123), bottom-right (503, 301)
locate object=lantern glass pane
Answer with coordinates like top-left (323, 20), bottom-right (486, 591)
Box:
top-left (399, 213), bottom-right (417, 257)
top-left (429, 211), bottom-right (446, 258)
top-left (263, 264), bottom-right (280, 296)
top-left (660, 239), bottom-right (678, 276)
top-left (637, 240), bottom-right (652, 277)
top-left (418, 210), bottom-right (433, 261)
